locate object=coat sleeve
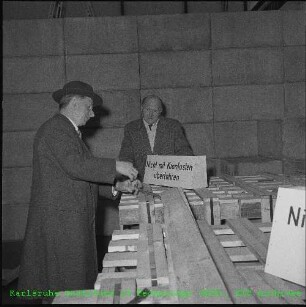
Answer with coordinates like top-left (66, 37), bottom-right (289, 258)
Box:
top-left (173, 122), bottom-right (194, 156)
top-left (119, 125), bottom-right (135, 164)
top-left (42, 125), bottom-right (117, 185)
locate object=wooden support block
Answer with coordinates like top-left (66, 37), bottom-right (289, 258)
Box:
top-left (112, 229), bottom-right (139, 241)
top-left (219, 198), bottom-right (240, 220)
top-left (221, 240), bottom-right (245, 247)
top-left (103, 252), bottom-right (137, 268)
top-left (239, 198), bottom-right (262, 219)
top-left (108, 239), bottom-right (138, 252)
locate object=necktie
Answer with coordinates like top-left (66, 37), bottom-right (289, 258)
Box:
top-left (77, 129), bottom-right (82, 139)
top-left (148, 124), bottom-right (152, 131)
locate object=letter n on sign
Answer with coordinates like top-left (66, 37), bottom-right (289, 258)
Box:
top-left (265, 187), bottom-right (305, 286)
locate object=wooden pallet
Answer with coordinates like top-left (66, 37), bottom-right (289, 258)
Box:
top-left (191, 176), bottom-right (271, 224)
top-left (220, 173), bottom-right (305, 222)
top-left (198, 218), bottom-right (305, 304)
top-left (161, 188), bottom-right (305, 304)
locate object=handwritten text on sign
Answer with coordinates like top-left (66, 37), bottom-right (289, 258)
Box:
top-left (143, 155), bottom-right (207, 189)
top-left (265, 187), bottom-right (305, 286)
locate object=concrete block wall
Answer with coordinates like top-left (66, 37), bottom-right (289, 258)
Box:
top-left (3, 11), bottom-right (305, 239)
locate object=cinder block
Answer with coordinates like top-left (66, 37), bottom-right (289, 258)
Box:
top-left (215, 121), bottom-right (258, 158)
top-left (188, 1), bottom-right (222, 13)
top-left (212, 11), bottom-right (281, 49)
top-left (64, 16), bottom-right (137, 54)
top-left (3, 19), bottom-right (64, 57)
top-left (91, 1), bottom-right (121, 17)
top-left (3, 131), bottom-right (35, 167)
top-left (214, 84), bottom-right (284, 121)
top-left (141, 87), bottom-right (213, 123)
top-left (284, 46), bottom-right (305, 82)
top-left (3, 56), bottom-right (65, 94)
top-left (212, 48), bottom-right (283, 85)
top-left (220, 157), bottom-right (283, 176)
top-left (258, 120), bottom-right (282, 158)
top-left (2, 204), bottom-right (29, 240)
top-left (140, 51), bottom-right (211, 88)
top-left (284, 82), bottom-right (305, 119)
top-left (124, 1), bottom-right (184, 15)
top-left (86, 90), bottom-right (141, 128)
top-left (3, 93), bottom-right (58, 132)
top-left (138, 13), bottom-right (210, 51)
top-left (183, 123), bottom-right (215, 157)
top-left (2, 167), bottom-right (32, 205)
top-left (66, 54), bottom-right (140, 91)
top-left (83, 127), bottom-right (124, 159)
top-left (283, 11), bottom-right (306, 46)
top-left (3, 1), bottom-right (52, 21)
top-left (283, 118), bottom-right (306, 159)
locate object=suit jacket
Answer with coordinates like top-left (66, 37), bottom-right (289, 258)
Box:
top-left (119, 117), bottom-right (193, 180)
top-left (18, 113), bottom-right (116, 292)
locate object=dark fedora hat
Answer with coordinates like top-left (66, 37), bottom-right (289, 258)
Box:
top-left (52, 81), bottom-right (103, 106)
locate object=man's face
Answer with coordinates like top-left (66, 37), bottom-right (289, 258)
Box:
top-left (74, 96), bottom-right (94, 126)
top-left (142, 97), bottom-right (162, 125)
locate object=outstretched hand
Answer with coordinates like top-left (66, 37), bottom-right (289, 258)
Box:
top-left (116, 161), bottom-right (138, 181)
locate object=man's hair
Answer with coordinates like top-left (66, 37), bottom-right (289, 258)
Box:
top-left (141, 95), bottom-right (163, 111)
top-left (59, 94), bottom-right (86, 110)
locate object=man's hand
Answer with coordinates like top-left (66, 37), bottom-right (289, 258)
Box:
top-left (116, 161), bottom-right (138, 181)
top-left (115, 179), bottom-right (143, 195)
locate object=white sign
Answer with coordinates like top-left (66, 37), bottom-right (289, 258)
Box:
top-left (265, 187), bottom-right (305, 286)
top-left (143, 155), bottom-right (207, 189)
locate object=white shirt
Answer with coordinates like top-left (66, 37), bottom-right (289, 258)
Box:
top-left (64, 115), bottom-right (82, 138)
top-left (143, 119), bottom-right (159, 152)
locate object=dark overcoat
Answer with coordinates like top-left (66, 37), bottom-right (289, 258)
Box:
top-left (18, 113), bottom-right (116, 292)
top-left (119, 117), bottom-right (193, 180)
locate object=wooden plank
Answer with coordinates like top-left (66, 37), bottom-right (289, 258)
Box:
top-left (221, 240), bottom-right (245, 247)
top-left (197, 220), bottom-right (258, 303)
top-left (226, 219), bottom-right (268, 263)
top-left (229, 254), bottom-right (258, 262)
top-left (214, 228), bottom-right (235, 235)
top-left (96, 278), bottom-right (120, 304)
top-left (256, 270), bottom-right (306, 304)
top-left (136, 224), bottom-right (151, 289)
top-left (152, 224), bottom-right (169, 286)
top-left (108, 239), bottom-right (138, 252)
top-left (239, 218), bottom-right (270, 249)
top-left (238, 269), bottom-right (288, 304)
top-left (103, 252), bottom-right (137, 267)
top-left (119, 279), bottom-right (137, 304)
top-left (161, 188), bottom-right (232, 304)
top-left (112, 229), bottom-right (139, 241)
top-left (52, 290), bottom-right (98, 304)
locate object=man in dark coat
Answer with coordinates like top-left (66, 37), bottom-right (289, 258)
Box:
top-left (119, 95), bottom-right (194, 181)
top-left (18, 81), bottom-right (139, 294)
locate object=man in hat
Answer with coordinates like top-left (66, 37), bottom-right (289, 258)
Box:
top-left (18, 81), bottom-right (140, 296)
top-left (119, 94), bottom-right (193, 181)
